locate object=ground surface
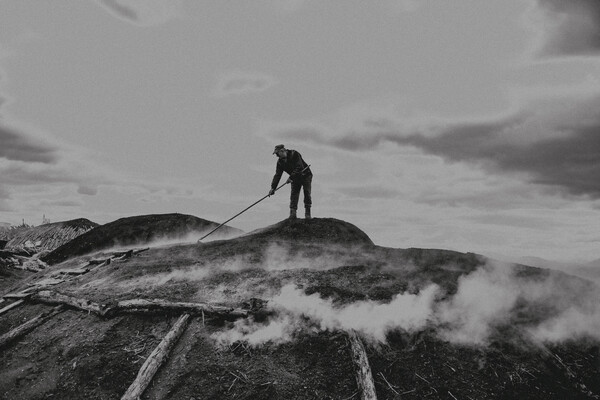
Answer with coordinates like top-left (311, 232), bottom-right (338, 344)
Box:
top-left (1, 217), bottom-right (599, 399)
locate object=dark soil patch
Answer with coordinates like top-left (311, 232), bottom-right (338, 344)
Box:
top-left (151, 320), bottom-right (357, 400)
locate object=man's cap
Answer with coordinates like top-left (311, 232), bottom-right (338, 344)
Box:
top-left (273, 144), bottom-right (285, 154)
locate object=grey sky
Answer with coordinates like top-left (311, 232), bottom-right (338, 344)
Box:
top-left (1, 0), bottom-right (599, 262)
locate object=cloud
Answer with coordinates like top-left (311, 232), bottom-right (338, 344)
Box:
top-left (335, 185), bottom-right (400, 200)
top-left (38, 199), bottom-right (84, 208)
top-left (96, 0), bottom-right (183, 26)
top-left (531, 0), bottom-right (600, 57)
top-left (261, 0), bottom-right (311, 14)
top-left (388, 0), bottom-right (422, 13)
top-left (0, 122), bottom-right (59, 163)
top-left (214, 71), bottom-right (278, 97)
top-left (260, 92), bottom-right (600, 199)
top-left (463, 213), bottom-right (562, 230)
top-left (0, 119), bottom-right (148, 219)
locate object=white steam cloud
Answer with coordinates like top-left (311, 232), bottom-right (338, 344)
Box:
top-left (530, 306), bottom-right (600, 342)
top-left (212, 283), bottom-right (440, 346)
top-left (436, 263), bottom-right (523, 345)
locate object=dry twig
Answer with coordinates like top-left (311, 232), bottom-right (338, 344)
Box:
top-left (377, 372), bottom-right (399, 395)
top-left (415, 373), bottom-right (431, 384)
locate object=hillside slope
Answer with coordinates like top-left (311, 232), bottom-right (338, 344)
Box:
top-left (4, 218), bottom-right (98, 254)
top-left (1, 217), bottom-right (599, 399)
top-left (41, 213), bottom-right (243, 265)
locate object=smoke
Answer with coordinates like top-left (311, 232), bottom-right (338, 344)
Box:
top-left (212, 283), bottom-right (440, 346)
top-left (212, 261), bottom-right (600, 348)
top-left (436, 263), bottom-right (523, 345)
top-left (212, 315), bottom-right (297, 347)
top-left (530, 306), bottom-right (600, 342)
top-left (261, 242), bottom-right (380, 271)
top-left (436, 261), bottom-right (600, 345)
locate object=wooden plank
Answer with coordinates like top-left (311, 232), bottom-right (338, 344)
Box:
top-left (121, 313), bottom-right (190, 400)
top-left (0, 305), bottom-right (64, 348)
top-left (0, 299), bottom-right (25, 316)
top-left (347, 330), bottom-right (378, 400)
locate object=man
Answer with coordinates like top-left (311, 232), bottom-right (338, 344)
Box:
top-left (268, 144), bottom-right (313, 219)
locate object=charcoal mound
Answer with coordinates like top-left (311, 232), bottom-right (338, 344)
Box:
top-left (4, 218), bottom-right (98, 254)
top-left (42, 213), bottom-right (242, 265)
top-left (240, 217), bottom-right (374, 246)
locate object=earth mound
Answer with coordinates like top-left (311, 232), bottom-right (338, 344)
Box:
top-left (42, 213), bottom-right (243, 265)
top-left (237, 217), bottom-right (374, 246)
top-left (4, 218), bottom-right (98, 254)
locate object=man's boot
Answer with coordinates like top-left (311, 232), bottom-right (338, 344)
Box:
top-left (289, 209), bottom-right (297, 220)
top-left (305, 207), bottom-right (311, 219)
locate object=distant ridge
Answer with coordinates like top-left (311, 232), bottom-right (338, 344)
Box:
top-left (42, 213), bottom-right (243, 265)
top-left (4, 218), bottom-right (98, 254)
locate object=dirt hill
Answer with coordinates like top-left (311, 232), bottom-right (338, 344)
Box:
top-left (3, 218), bottom-right (98, 255)
top-left (1, 217), bottom-right (599, 399)
top-left (41, 213), bottom-right (244, 265)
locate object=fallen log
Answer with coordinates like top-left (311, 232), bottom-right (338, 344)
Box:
top-left (347, 329), bottom-right (378, 400)
top-left (0, 299), bottom-right (25, 316)
top-left (32, 290), bottom-right (110, 316)
top-left (28, 291), bottom-right (251, 319)
top-left (121, 313), bottom-right (190, 400)
top-left (115, 298), bottom-right (249, 319)
top-left (0, 305), bottom-right (64, 348)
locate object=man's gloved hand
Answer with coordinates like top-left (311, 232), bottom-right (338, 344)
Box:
top-left (268, 188), bottom-right (275, 196)
top-left (285, 177), bottom-right (293, 184)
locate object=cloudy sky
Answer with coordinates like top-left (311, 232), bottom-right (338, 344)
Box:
top-left (1, 0), bottom-right (599, 263)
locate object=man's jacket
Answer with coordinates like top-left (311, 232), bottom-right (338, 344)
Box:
top-left (271, 149), bottom-right (312, 189)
